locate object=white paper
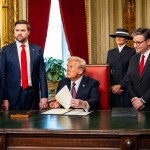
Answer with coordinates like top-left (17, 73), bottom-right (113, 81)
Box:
top-left (41, 108), bottom-right (72, 115)
top-left (55, 85), bottom-right (72, 110)
top-left (64, 109), bottom-right (93, 116)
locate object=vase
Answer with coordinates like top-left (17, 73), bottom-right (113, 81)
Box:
top-left (47, 81), bottom-right (59, 100)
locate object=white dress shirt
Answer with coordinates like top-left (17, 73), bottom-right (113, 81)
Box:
top-left (16, 41), bottom-right (32, 86)
top-left (71, 76), bottom-right (90, 112)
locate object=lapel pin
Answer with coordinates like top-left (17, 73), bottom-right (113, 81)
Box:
top-left (83, 84), bottom-right (85, 87)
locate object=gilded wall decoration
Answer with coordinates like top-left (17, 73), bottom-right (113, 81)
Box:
top-left (0, 0), bottom-right (19, 48)
top-left (123, 0), bottom-right (136, 47)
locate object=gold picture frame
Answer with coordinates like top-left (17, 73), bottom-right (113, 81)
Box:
top-left (0, 0), bottom-right (19, 48)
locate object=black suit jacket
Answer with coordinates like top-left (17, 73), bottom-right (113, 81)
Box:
top-left (56, 75), bottom-right (100, 110)
top-left (107, 45), bottom-right (136, 107)
top-left (0, 52), bottom-right (2, 107)
top-left (126, 53), bottom-right (150, 109)
top-left (1, 42), bottom-right (48, 108)
top-left (107, 45), bottom-right (136, 88)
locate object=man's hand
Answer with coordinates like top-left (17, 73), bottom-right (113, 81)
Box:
top-left (39, 98), bottom-right (48, 110)
top-left (131, 97), bottom-right (144, 110)
top-left (71, 98), bottom-right (87, 109)
top-left (111, 84), bottom-right (123, 94)
top-left (2, 100), bottom-right (9, 111)
top-left (49, 100), bottom-right (60, 109)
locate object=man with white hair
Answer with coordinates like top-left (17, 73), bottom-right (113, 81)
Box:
top-left (50, 56), bottom-right (100, 111)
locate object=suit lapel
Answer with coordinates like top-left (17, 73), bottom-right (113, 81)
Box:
top-left (112, 48), bottom-right (121, 60)
top-left (12, 42), bottom-right (20, 72)
top-left (141, 54), bottom-right (150, 78)
top-left (29, 43), bottom-right (35, 73)
top-left (76, 76), bottom-right (87, 98)
top-left (67, 80), bottom-right (71, 91)
top-left (135, 54), bottom-right (141, 79)
top-left (120, 45), bottom-right (130, 56)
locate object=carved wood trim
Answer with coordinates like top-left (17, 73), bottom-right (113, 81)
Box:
top-left (0, 0), bottom-right (19, 48)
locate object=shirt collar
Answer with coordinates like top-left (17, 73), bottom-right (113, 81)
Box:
top-left (141, 49), bottom-right (150, 60)
top-left (71, 75), bottom-right (83, 86)
top-left (118, 44), bottom-right (126, 53)
top-left (16, 40), bottom-right (29, 49)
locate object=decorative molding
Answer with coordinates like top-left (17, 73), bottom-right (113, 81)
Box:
top-left (18, 0), bottom-right (27, 20)
top-left (89, 0), bottom-right (122, 64)
top-left (85, 0), bottom-right (91, 63)
top-left (122, 0), bottom-right (136, 47)
top-left (0, 0), bottom-right (19, 48)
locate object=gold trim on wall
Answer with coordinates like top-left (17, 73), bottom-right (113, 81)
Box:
top-left (0, 0), bottom-right (19, 48)
top-left (85, 0), bottom-right (91, 63)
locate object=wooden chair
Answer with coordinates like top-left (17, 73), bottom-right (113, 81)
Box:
top-left (86, 64), bottom-right (110, 110)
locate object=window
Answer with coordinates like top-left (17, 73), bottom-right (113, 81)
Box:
top-left (44, 0), bottom-right (70, 68)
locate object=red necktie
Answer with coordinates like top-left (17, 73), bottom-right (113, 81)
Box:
top-left (21, 45), bottom-right (28, 89)
top-left (71, 82), bottom-right (76, 98)
top-left (139, 54), bottom-right (145, 76)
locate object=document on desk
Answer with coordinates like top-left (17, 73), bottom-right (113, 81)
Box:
top-left (41, 109), bottom-right (93, 116)
top-left (55, 85), bottom-right (72, 110)
top-left (64, 109), bottom-right (93, 116)
top-left (41, 108), bottom-right (73, 115)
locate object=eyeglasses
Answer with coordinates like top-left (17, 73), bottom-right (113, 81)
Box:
top-left (133, 40), bottom-right (147, 46)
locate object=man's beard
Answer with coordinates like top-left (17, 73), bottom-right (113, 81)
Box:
top-left (16, 37), bottom-right (27, 43)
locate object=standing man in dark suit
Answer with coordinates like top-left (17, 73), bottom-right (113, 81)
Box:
top-left (0, 50), bottom-right (2, 108)
top-left (107, 28), bottom-right (136, 108)
top-left (126, 28), bottom-right (150, 111)
top-left (50, 56), bottom-right (100, 111)
top-left (1, 20), bottom-right (48, 111)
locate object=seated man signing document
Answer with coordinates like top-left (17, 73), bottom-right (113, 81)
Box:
top-left (50, 56), bottom-right (100, 111)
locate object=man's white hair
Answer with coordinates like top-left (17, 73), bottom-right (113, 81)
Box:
top-left (67, 56), bottom-right (86, 74)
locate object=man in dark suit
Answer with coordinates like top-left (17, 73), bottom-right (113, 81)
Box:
top-left (126, 28), bottom-right (150, 111)
top-left (0, 51), bottom-right (2, 108)
top-left (50, 56), bottom-right (100, 111)
top-left (1, 20), bottom-right (48, 111)
top-left (107, 28), bottom-right (136, 108)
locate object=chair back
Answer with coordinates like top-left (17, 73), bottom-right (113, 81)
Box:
top-left (86, 64), bottom-right (110, 110)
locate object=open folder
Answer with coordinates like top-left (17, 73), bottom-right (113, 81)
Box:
top-left (41, 108), bottom-right (93, 116)
top-left (41, 85), bottom-right (93, 116)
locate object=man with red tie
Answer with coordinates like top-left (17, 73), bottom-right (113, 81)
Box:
top-left (1, 20), bottom-right (48, 111)
top-left (126, 28), bottom-right (150, 111)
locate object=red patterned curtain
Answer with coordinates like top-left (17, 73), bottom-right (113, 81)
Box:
top-left (59, 0), bottom-right (89, 63)
top-left (28, 0), bottom-right (51, 51)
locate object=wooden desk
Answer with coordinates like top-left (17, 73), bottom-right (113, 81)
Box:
top-left (0, 110), bottom-right (150, 150)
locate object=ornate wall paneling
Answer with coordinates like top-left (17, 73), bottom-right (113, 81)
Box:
top-left (123, 0), bottom-right (136, 47)
top-left (86, 0), bottom-right (123, 64)
top-left (0, 0), bottom-right (19, 48)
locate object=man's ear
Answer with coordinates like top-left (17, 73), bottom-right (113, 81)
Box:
top-left (78, 69), bottom-right (83, 75)
top-left (147, 39), bottom-right (150, 46)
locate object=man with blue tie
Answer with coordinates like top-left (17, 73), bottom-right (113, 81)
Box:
top-left (50, 56), bottom-right (100, 111)
top-left (126, 28), bottom-right (150, 111)
top-left (1, 20), bottom-right (48, 111)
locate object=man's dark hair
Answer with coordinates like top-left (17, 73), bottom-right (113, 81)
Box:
top-left (15, 20), bottom-right (31, 31)
top-left (132, 28), bottom-right (150, 40)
